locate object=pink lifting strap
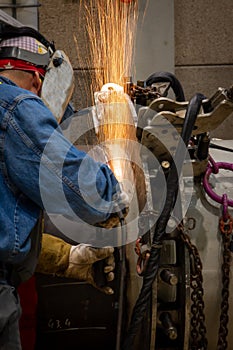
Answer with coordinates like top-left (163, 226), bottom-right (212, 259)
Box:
top-left (203, 155), bottom-right (233, 208)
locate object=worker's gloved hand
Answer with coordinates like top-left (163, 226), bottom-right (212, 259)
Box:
top-left (112, 186), bottom-right (130, 216)
top-left (64, 244), bottom-right (115, 295)
top-left (96, 184), bottom-right (130, 228)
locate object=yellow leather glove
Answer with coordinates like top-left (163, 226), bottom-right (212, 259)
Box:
top-left (64, 244), bottom-right (115, 295)
top-left (36, 234), bottom-right (115, 295)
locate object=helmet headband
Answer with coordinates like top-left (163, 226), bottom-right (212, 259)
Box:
top-left (0, 58), bottom-right (46, 77)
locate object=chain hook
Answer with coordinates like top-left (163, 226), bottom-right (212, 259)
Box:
top-left (208, 154), bottom-right (219, 174)
top-left (219, 194), bottom-right (233, 235)
top-left (134, 236), bottom-right (150, 276)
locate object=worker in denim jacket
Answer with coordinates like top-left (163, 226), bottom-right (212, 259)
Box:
top-left (0, 26), bottom-right (127, 349)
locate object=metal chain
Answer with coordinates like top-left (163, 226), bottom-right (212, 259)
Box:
top-left (180, 226), bottom-right (208, 350)
top-left (217, 216), bottom-right (233, 350)
top-left (180, 214), bottom-right (233, 350)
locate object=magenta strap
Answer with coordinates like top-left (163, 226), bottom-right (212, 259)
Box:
top-left (203, 156), bottom-right (233, 208)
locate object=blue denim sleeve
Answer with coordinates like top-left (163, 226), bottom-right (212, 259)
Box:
top-left (4, 94), bottom-right (118, 224)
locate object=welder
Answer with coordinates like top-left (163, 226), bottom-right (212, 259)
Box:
top-left (0, 25), bottom-right (128, 349)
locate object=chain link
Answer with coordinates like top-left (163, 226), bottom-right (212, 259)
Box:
top-left (180, 214), bottom-right (233, 350)
top-left (217, 216), bottom-right (233, 350)
top-left (180, 226), bottom-right (208, 350)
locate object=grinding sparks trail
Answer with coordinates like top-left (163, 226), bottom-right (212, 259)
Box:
top-left (76, 0), bottom-right (147, 210)
top-left (83, 0), bottom-right (139, 91)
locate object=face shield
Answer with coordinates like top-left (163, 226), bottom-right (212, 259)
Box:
top-left (0, 26), bottom-right (74, 122)
top-left (41, 49), bottom-right (74, 123)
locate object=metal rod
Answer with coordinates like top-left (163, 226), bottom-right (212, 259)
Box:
top-left (116, 219), bottom-right (127, 350)
top-left (0, 4), bottom-right (41, 9)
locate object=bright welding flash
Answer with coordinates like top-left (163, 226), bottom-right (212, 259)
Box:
top-left (109, 159), bottom-right (123, 181)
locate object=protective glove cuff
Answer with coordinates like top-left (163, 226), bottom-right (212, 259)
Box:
top-left (113, 182), bottom-right (130, 213)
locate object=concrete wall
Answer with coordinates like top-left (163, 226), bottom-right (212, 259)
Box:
top-left (38, 0), bottom-right (233, 138)
top-left (134, 0), bottom-right (174, 80)
top-left (174, 0), bottom-right (233, 138)
top-left (39, 0), bottom-right (93, 111)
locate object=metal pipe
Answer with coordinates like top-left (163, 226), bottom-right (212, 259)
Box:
top-left (0, 4), bottom-right (41, 9)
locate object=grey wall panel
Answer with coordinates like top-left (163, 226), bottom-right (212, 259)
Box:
top-left (175, 0), bottom-right (233, 65)
top-left (39, 0), bottom-right (91, 69)
top-left (176, 66), bottom-right (233, 99)
top-left (135, 0), bottom-right (174, 81)
top-left (175, 0), bottom-right (233, 139)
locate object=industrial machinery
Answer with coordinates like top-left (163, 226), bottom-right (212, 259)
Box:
top-left (36, 72), bottom-right (233, 350)
top-left (120, 72), bottom-right (233, 350)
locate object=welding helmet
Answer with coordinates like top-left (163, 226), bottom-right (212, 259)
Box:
top-left (0, 26), bottom-right (74, 122)
top-left (0, 25), bottom-right (54, 77)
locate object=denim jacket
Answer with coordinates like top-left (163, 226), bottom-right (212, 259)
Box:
top-left (0, 76), bottom-right (118, 264)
